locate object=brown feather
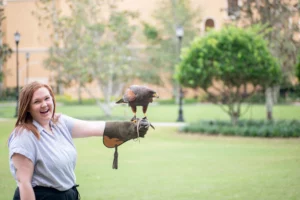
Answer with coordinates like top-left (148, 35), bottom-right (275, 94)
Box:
top-left (116, 85), bottom-right (159, 118)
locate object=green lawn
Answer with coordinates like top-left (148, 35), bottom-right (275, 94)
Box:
top-left (1, 118), bottom-right (300, 200)
top-left (1, 103), bottom-right (300, 122)
top-left (57, 103), bottom-right (300, 122)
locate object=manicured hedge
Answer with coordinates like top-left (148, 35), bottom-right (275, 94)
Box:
top-left (180, 120), bottom-right (300, 137)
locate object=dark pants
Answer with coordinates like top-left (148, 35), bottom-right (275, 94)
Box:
top-left (13, 185), bottom-right (80, 200)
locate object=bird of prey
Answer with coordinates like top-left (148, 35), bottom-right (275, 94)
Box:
top-left (116, 85), bottom-right (159, 121)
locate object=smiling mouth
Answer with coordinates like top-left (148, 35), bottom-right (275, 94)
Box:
top-left (40, 109), bottom-right (49, 114)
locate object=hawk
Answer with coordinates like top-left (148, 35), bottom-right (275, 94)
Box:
top-left (116, 85), bottom-right (159, 121)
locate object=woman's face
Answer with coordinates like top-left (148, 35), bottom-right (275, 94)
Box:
top-left (29, 87), bottom-right (54, 127)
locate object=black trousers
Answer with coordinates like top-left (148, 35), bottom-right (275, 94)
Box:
top-left (13, 185), bottom-right (80, 200)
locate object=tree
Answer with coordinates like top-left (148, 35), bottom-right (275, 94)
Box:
top-left (32, 0), bottom-right (65, 94)
top-left (0, 7), bottom-right (12, 97)
top-left (296, 52), bottom-right (300, 82)
top-left (225, 0), bottom-right (300, 120)
top-left (142, 0), bottom-right (201, 97)
top-left (35, 0), bottom-right (141, 116)
top-left (175, 26), bottom-right (281, 125)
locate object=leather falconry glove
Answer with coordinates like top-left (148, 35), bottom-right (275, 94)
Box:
top-left (103, 117), bottom-right (151, 169)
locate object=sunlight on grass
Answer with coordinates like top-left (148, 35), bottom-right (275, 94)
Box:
top-left (73, 127), bottom-right (300, 200)
top-left (1, 106), bottom-right (300, 199)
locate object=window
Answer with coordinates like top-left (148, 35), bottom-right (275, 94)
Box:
top-left (228, 0), bottom-right (239, 16)
top-left (205, 19), bottom-right (215, 31)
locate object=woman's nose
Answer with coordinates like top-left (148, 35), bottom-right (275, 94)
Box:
top-left (41, 101), bottom-right (47, 107)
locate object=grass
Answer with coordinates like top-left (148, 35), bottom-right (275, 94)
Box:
top-left (1, 119), bottom-right (300, 199)
top-left (57, 103), bottom-right (300, 122)
top-left (1, 103), bottom-right (300, 199)
top-left (1, 102), bottom-right (300, 122)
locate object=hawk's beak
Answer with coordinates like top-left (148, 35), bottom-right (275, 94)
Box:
top-left (153, 93), bottom-right (159, 98)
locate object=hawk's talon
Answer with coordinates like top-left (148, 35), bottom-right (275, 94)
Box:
top-left (131, 116), bottom-right (137, 123)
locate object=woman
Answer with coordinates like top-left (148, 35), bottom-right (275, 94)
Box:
top-left (8, 81), bottom-right (149, 200)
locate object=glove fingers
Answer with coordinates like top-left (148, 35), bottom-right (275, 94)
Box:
top-left (134, 118), bottom-right (150, 138)
top-left (137, 118), bottom-right (154, 130)
top-left (137, 118), bottom-right (149, 126)
top-left (136, 119), bottom-right (148, 130)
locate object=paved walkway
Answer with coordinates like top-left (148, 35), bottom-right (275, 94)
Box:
top-left (0, 118), bottom-right (11, 121)
top-left (151, 122), bottom-right (187, 127)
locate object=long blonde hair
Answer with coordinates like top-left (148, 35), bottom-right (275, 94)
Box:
top-left (14, 81), bottom-right (57, 139)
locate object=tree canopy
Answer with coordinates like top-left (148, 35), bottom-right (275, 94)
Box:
top-left (0, 7), bottom-right (12, 92)
top-left (34, 0), bottom-right (141, 116)
top-left (228, 0), bottom-right (300, 86)
top-left (175, 26), bottom-right (281, 124)
top-left (223, 0), bottom-right (300, 120)
top-left (142, 0), bottom-right (201, 90)
top-left (296, 52), bottom-right (300, 82)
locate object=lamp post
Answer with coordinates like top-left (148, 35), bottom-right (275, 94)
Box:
top-left (26, 52), bottom-right (30, 84)
top-left (176, 26), bottom-right (184, 122)
top-left (14, 31), bottom-right (20, 117)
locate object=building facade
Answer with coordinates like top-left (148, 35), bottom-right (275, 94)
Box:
top-left (1, 0), bottom-right (236, 99)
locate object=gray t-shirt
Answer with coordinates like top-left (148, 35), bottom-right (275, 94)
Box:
top-left (8, 114), bottom-right (77, 191)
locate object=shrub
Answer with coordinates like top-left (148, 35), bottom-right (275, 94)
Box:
top-left (0, 87), bottom-right (17, 101)
top-left (181, 120), bottom-right (300, 137)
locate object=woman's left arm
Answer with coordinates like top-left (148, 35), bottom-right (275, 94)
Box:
top-left (71, 119), bottom-right (106, 138)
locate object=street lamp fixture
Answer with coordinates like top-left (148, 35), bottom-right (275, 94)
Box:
top-left (26, 52), bottom-right (30, 84)
top-left (14, 31), bottom-right (20, 117)
top-left (176, 26), bottom-right (184, 40)
top-left (176, 26), bottom-right (184, 122)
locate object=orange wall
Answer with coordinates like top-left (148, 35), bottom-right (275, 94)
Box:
top-left (2, 0), bottom-right (229, 99)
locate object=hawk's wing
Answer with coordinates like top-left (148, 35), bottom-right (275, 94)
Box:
top-left (123, 88), bottom-right (136, 103)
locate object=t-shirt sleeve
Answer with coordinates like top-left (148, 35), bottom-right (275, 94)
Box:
top-left (60, 114), bottom-right (75, 135)
top-left (8, 129), bottom-right (37, 164)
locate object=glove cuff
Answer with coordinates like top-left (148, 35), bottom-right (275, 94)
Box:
top-left (103, 121), bottom-right (131, 148)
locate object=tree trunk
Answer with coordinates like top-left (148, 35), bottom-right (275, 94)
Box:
top-left (0, 82), bottom-right (2, 98)
top-left (230, 115), bottom-right (238, 126)
top-left (230, 111), bottom-right (239, 126)
top-left (272, 85), bottom-right (280, 104)
top-left (0, 37), bottom-right (3, 97)
top-left (265, 87), bottom-right (273, 121)
top-left (83, 86), bottom-right (112, 116)
top-left (77, 84), bottom-right (82, 104)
